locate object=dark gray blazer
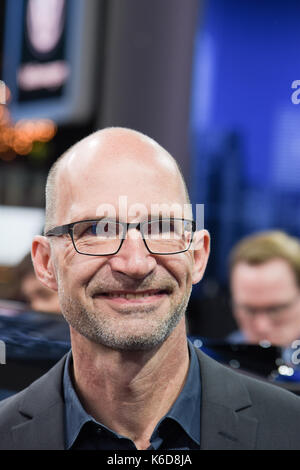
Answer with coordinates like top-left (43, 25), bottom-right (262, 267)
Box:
top-left (1, 347), bottom-right (300, 450)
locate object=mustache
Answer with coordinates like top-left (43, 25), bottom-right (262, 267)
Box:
top-left (87, 274), bottom-right (176, 297)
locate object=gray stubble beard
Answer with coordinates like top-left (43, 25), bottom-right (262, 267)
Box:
top-left (58, 287), bottom-right (192, 352)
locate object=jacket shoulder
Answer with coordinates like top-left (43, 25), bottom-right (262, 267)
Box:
top-left (0, 355), bottom-right (67, 449)
top-left (0, 387), bottom-right (29, 427)
top-left (195, 346), bottom-right (300, 449)
top-left (238, 368), bottom-right (300, 414)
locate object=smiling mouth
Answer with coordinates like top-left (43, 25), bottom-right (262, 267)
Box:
top-left (93, 289), bottom-right (170, 301)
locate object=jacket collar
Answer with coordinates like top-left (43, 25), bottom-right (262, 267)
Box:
top-left (11, 354), bottom-right (67, 450)
top-left (11, 347), bottom-right (258, 450)
top-left (195, 347), bottom-right (258, 449)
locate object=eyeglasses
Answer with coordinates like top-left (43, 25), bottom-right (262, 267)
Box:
top-left (45, 218), bottom-right (196, 256)
top-left (232, 294), bottom-right (300, 317)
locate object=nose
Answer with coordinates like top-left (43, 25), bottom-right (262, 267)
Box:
top-left (108, 228), bottom-right (157, 279)
top-left (251, 312), bottom-right (272, 337)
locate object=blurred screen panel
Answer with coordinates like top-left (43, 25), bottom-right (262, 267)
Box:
top-left (190, 0), bottom-right (300, 283)
top-left (0, 205), bottom-right (44, 266)
top-left (2, 0), bottom-right (101, 124)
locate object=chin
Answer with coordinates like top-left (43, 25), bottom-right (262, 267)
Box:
top-left (88, 315), bottom-right (182, 352)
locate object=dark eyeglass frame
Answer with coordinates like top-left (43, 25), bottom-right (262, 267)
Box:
top-left (231, 293), bottom-right (300, 317)
top-left (45, 218), bottom-right (196, 256)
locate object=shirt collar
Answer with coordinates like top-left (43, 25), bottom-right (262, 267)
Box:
top-left (63, 350), bottom-right (94, 449)
top-left (162, 339), bottom-right (200, 444)
top-left (63, 339), bottom-right (200, 449)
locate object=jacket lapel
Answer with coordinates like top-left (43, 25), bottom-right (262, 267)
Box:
top-left (10, 354), bottom-right (67, 450)
top-left (194, 347), bottom-right (258, 450)
top-left (9, 346), bottom-right (258, 450)
top-left (11, 401), bottom-right (65, 450)
top-left (200, 400), bottom-right (258, 450)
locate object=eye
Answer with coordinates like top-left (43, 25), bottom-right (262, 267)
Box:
top-left (73, 220), bottom-right (123, 240)
top-left (95, 221), bottom-right (119, 238)
top-left (74, 222), bottom-right (97, 238)
top-left (144, 219), bottom-right (180, 238)
top-left (86, 223), bottom-right (97, 235)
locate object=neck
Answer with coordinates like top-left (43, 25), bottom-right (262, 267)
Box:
top-left (70, 319), bottom-right (189, 450)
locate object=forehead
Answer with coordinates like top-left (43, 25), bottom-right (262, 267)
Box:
top-left (231, 259), bottom-right (299, 300)
top-left (55, 132), bottom-right (189, 224)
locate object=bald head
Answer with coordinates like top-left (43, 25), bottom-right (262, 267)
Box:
top-left (45, 127), bottom-right (190, 232)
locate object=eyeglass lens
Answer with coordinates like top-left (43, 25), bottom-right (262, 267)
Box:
top-left (72, 219), bottom-right (193, 255)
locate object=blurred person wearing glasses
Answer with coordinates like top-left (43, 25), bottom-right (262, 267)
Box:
top-left (228, 231), bottom-right (300, 349)
top-left (1, 128), bottom-right (300, 450)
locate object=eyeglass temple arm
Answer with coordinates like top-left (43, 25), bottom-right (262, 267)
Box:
top-left (45, 224), bottom-right (71, 237)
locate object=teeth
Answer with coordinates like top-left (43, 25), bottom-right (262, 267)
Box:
top-left (107, 292), bottom-right (159, 299)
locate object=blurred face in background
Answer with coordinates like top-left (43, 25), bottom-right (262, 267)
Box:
top-left (230, 258), bottom-right (300, 347)
top-left (21, 273), bottom-right (60, 314)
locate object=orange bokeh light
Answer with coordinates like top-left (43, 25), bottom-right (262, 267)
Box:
top-left (0, 117), bottom-right (57, 158)
top-left (0, 84), bottom-right (57, 159)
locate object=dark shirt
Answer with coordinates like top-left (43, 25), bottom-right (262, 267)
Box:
top-left (63, 339), bottom-right (201, 450)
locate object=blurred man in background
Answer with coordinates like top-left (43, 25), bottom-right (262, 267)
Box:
top-left (229, 231), bottom-right (300, 348)
top-left (0, 252), bottom-right (69, 343)
top-left (16, 252), bottom-right (60, 314)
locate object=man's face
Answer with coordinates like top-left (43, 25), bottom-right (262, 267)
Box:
top-left (231, 259), bottom-right (300, 347)
top-left (46, 133), bottom-right (208, 351)
top-left (21, 273), bottom-right (60, 314)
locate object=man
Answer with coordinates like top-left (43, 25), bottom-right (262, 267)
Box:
top-left (1, 128), bottom-right (300, 450)
top-left (228, 231), bottom-right (300, 348)
top-left (17, 252), bottom-right (61, 314)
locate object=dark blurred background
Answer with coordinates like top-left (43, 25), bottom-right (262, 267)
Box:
top-left (1, 0), bottom-right (300, 341)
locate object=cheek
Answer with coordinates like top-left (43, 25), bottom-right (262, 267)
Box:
top-left (55, 242), bottom-right (107, 291)
top-left (61, 238), bottom-right (79, 264)
top-left (235, 311), bottom-right (250, 327)
top-left (181, 252), bottom-right (195, 282)
top-left (163, 253), bottom-right (193, 288)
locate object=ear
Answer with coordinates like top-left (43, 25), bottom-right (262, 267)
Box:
top-left (191, 229), bottom-right (210, 285)
top-left (31, 235), bottom-right (58, 292)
